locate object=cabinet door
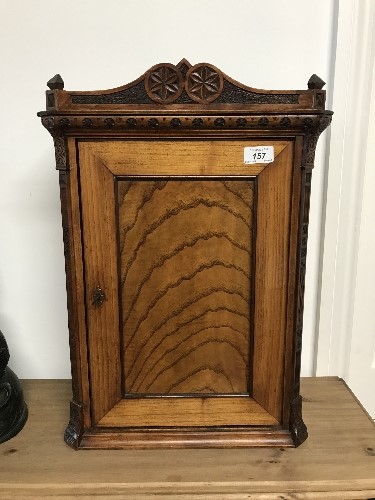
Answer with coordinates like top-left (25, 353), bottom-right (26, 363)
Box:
top-left (78, 140), bottom-right (298, 429)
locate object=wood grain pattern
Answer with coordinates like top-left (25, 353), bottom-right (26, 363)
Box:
top-left (1, 378), bottom-right (374, 498)
top-left (119, 179), bottom-right (254, 394)
top-left (98, 396), bottom-right (277, 427)
top-left (92, 140), bottom-right (289, 177)
top-left (252, 142), bottom-right (294, 422)
top-left (282, 136), bottom-right (303, 428)
top-left (61, 139), bottom-right (91, 431)
top-left (77, 139), bottom-right (299, 442)
top-left (78, 145), bottom-right (121, 424)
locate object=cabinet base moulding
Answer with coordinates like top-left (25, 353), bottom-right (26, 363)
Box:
top-left (76, 429), bottom-right (294, 450)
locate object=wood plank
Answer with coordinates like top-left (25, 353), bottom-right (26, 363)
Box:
top-left (0, 378), bottom-right (374, 499)
top-left (1, 484), bottom-right (374, 500)
top-left (98, 396), bottom-right (277, 427)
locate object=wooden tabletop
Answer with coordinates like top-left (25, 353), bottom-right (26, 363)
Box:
top-left (0, 377), bottom-right (374, 499)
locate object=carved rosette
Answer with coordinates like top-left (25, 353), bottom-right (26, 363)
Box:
top-left (144, 62), bottom-right (225, 104)
top-left (145, 64), bottom-right (184, 103)
top-left (186, 64), bottom-right (224, 103)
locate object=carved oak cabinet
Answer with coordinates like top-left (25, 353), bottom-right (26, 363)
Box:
top-left (38, 60), bottom-right (332, 449)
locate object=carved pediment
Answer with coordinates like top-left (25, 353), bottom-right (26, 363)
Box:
top-left (42, 59), bottom-right (326, 111)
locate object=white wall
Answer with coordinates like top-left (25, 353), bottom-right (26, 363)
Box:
top-left (0, 0), bottom-right (335, 378)
top-left (316, 0), bottom-right (375, 418)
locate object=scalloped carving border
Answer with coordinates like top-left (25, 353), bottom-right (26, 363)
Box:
top-left (42, 114), bottom-right (329, 135)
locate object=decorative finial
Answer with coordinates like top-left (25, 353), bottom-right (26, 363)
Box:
top-left (47, 74), bottom-right (64, 90)
top-left (308, 74), bottom-right (326, 90)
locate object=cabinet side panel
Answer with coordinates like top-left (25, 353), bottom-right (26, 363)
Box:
top-left (78, 144), bottom-right (122, 423)
top-left (63, 138), bottom-right (91, 431)
top-left (253, 143), bottom-right (294, 422)
top-left (282, 137), bottom-right (303, 427)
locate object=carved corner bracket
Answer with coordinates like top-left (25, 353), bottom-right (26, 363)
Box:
top-left (64, 400), bottom-right (84, 449)
top-left (301, 114), bottom-right (332, 169)
top-left (289, 395), bottom-right (308, 446)
top-left (41, 116), bottom-right (68, 171)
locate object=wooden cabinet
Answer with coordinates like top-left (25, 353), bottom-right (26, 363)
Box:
top-left (38, 60), bottom-right (332, 449)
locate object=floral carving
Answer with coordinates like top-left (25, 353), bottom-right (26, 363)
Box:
top-left (41, 113), bottom-right (328, 133)
top-left (214, 117), bottom-right (225, 127)
top-left (67, 61), bottom-right (308, 106)
top-left (145, 64), bottom-right (183, 103)
top-left (41, 116), bottom-right (55, 131)
top-left (303, 117), bottom-right (314, 128)
top-left (258, 117), bottom-right (269, 126)
top-left (170, 118), bottom-right (181, 127)
top-left (302, 114), bottom-right (332, 168)
top-left (148, 118), bottom-right (159, 128)
top-left (280, 117), bottom-right (291, 127)
top-left (41, 116), bottom-right (67, 170)
top-left (53, 135), bottom-right (67, 170)
top-left (82, 118), bottom-right (93, 128)
top-left (104, 118), bottom-right (115, 128)
top-left (186, 64), bottom-right (224, 103)
top-left (126, 118), bottom-right (137, 128)
top-left (236, 118), bottom-right (247, 127)
top-left (59, 118), bottom-right (70, 127)
top-left (192, 118), bottom-right (203, 127)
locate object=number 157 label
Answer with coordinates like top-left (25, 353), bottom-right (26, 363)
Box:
top-left (244, 146), bottom-right (274, 164)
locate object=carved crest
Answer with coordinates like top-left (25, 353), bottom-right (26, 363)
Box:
top-left (40, 59), bottom-right (329, 111)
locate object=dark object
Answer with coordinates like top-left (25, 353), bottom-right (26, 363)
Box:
top-left (0, 331), bottom-right (28, 444)
top-left (92, 287), bottom-right (106, 307)
top-left (38, 59), bottom-right (332, 450)
top-left (307, 74), bottom-right (326, 89)
top-left (47, 74), bottom-right (64, 90)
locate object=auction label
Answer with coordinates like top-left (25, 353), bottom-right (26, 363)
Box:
top-left (244, 146), bottom-right (274, 164)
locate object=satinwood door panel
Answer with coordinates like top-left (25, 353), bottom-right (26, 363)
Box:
top-left (119, 178), bottom-right (254, 396)
top-left (78, 139), bottom-right (296, 429)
